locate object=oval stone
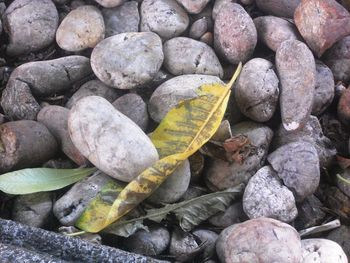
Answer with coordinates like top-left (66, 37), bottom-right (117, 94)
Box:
top-left (275, 40), bottom-right (316, 131)
top-left (163, 37), bottom-right (223, 77)
top-left (68, 96), bottom-right (159, 182)
top-left (91, 32), bottom-right (164, 89)
top-left (56, 5), bottom-right (105, 52)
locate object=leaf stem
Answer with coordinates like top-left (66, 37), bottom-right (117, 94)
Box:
top-left (227, 62), bottom-right (242, 89)
top-left (65, 231), bottom-right (86, 237)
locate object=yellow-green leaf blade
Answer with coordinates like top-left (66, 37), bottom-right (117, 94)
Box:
top-left (77, 64), bottom-right (242, 233)
top-left (0, 168), bottom-right (96, 194)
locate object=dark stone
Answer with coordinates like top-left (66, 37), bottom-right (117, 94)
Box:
top-left (0, 219), bottom-right (168, 262)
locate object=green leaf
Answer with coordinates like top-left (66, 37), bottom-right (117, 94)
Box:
top-left (0, 167), bottom-right (97, 194)
top-left (108, 185), bottom-right (243, 234)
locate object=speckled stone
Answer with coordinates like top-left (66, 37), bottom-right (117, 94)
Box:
top-left (214, 3), bottom-right (257, 64)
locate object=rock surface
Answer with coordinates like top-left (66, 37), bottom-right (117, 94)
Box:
top-left (235, 58), bottom-right (279, 122)
top-left (12, 192), bottom-right (52, 228)
top-left (140, 0), bottom-right (189, 40)
top-left (149, 74), bottom-right (222, 122)
top-left (294, 0), bottom-right (350, 57)
top-left (124, 226), bottom-right (170, 256)
top-left (68, 96), bottom-right (159, 182)
top-left (3, 0), bottom-right (59, 56)
top-left (216, 218), bottom-right (302, 263)
top-left (56, 5), bottom-right (105, 52)
top-left (205, 122), bottom-right (273, 190)
top-left (53, 171), bottom-right (115, 225)
top-left (254, 16), bottom-right (301, 52)
top-left (163, 37), bottom-right (223, 77)
top-left (112, 93), bottom-right (149, 131)
top-left (268, 141), bottom-right (320, 202)
top-left (91, 32), bottom-right (164, 89)
top-left (243, 166), bottom-right (298, 222)
top-left (148, 160), bottom-right (191, 204)
top-left (214, 3), bottom-right (257, 64)
top-left (301, 239), bottom-right (348, 263)
top-left (102, 1), bottom-right (139, 37)
top-left (276, 39), bottom-right (316, 131)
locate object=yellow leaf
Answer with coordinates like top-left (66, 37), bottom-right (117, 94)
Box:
top-left (76, 63), bottom-right (242, 233)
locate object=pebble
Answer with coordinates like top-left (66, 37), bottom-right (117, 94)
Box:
top-left (140, 0), bottom-right (189, 40)
top-left (37, 105), bottom-right (88, 166)
top-left (212, 0), bottom-right (237, 20)
top-left (163, 37), bottom-right (223, 77)
top-left (91, 32), bottom-right (164, 89)
top-left (189, 18), bottom-right (209, 39)
top-left (192, 229), bottom-right (218, 260)
top-left (94, 0), bottom-right (125, 8)
top-left (254, 16), bottom-right (301, 52)
top-left (12, 192), bottom-right (52, 228)
top-left (243, 166), bottom-right (298, 223)
top-left (102, 1), bottom-right (140, 38)
top-left (216, 218), bottom-right (302, 263)
top-left (294, 0), bottom-right (350, 57)
top-left (112, 93), bottom-right (149, 131)
top-left (3, 0), bottom-right (59, 56)
top-left (324, 36), bottom-right (350, 83)
top-left (148, 74), bottom-right (222, 122)
top-left (53, 171), bottom-right (114, 226)
top-left (294, 195), bottom-right (326, 230)
top-left (1, 56), bottom-right (92, 120)
top-left (327, 225), bottom-right (350, 260)
top-left (175, 0), bottom-right (210, 14)
top-left (275, 39), bottom-right (316, 131)
top-left (268, 141), bottom-right (320, 202)
top-left (169, 228), bottom-right (199, 261)
top-left (312, 61), bottom-right (335, 116)
top-left (205, 121), bottom-right (273, 191)
top-left (68, 96), bottom-right (159, 182)
top-left (301, 239), bottom-right (348, 263)
top-left (208, 202), bottom-right (245, 228)
top-left (148, 160), bottom-right (190, 204)
top-left (214, 3), bottom-right (257, 64)
top-left (255, 0), bottom-right (301, 18)
top-left (66, 80), bottom-right (121, 109)
top-left (235, 58), bottom-right (279, 122)
top-left (271, 115), bottom-right (336, 168)
top-left (200, 32), bottom-right (213, 46)
top-left (56, 5), bottom-right (105, 52)
top-left (124, 226), bottom-right (170, 256)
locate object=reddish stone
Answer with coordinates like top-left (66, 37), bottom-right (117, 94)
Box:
top-left (294, 0), bottom-right (350, 57)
